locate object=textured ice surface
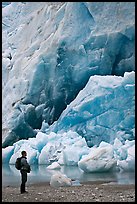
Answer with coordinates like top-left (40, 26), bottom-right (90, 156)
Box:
top-left (78, 146), bottom-right (117, 173)
top-left (2, 131), bottom-right (135, 172)
top-left (117, 142), bottom-right (135, 172)
top-left (78, 138), bottom-right (135, 173)
top-left (50, 71), bottom-right (135, 146)
top-left (50, 172), bottom-right (72, 187)
top-left (2, 2), bottom-right (135, 174)
top-left (3, 131), bottom-right (89, 165)
top-left (9, 141), bottom-right (40, 165)
top-left (47, 162), bottom-right (61, 170)
top-left (2, 146), bottom-right (14, 163)
top-left (2, 2), bottom-right (135, 147)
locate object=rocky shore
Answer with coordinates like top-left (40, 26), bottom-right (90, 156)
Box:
top-left (2, 181), bottom-right (135, 202)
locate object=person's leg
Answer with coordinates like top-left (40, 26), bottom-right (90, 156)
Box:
top-left (20, 171), bottom-right (27, 193)
top-left (23, 172), bottom-right (27, 192)
top-left (20, 172), bottom-right (24, 193)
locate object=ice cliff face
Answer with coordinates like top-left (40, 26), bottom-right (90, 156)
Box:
top-left (50, 71), bottom-right (135, 147)
top-left (2, 2), bottom-right (135, 147)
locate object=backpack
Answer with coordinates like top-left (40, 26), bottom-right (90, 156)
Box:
top-left (15, 157), bottom-right (22, 170)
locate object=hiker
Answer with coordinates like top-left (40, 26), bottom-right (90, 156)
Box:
top-left (20, 150), bottom-right (31, 194)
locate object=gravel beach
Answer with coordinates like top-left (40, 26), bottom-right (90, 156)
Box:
top-left (2, 181), bottom-right (135, 202)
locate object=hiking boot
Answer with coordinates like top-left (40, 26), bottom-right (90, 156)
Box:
top-left (21, 191), bottom-right (28, 194)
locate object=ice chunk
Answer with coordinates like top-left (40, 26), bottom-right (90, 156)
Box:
top-left (62, 147), bottom-right (81, 166)
top-left (117, 144), bottom-right (135, 172)
top-left (28, 131), bottom-right (48, 152)
top-left (62, 146), bottom-right (89, 166)
top-left (39, 142), bottom-right (57, 165)
top-left (47, 162), bottom-right (61, 170)
top-left (50, 172), bottom-right (72, 187)
top-left (113, 138), bottom-right (127, 161)
top-left (78, 146), bottom-right (117, 172)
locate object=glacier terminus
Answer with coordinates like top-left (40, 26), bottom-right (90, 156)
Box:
top-left (2, 2), bottom-right (135, 173)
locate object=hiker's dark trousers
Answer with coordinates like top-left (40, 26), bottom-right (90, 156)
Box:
top-left (20, 170), bottom-right (27, 193)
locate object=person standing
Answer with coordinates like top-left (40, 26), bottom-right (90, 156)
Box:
top-left (20, 150), bottom-right (31, 194)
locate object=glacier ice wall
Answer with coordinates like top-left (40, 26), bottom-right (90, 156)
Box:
top-left (2, 2), bottom-right (135, 147)
top-left (50, 71), bottom-right (135, 147)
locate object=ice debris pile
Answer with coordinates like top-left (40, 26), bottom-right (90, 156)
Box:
top-left (2, 130), bottom-right (135, 172)
top-left (2, 2), bottom-right (135, 147)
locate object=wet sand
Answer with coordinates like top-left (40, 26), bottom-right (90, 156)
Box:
top-left (2, 181), bottom-right (135, 202)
